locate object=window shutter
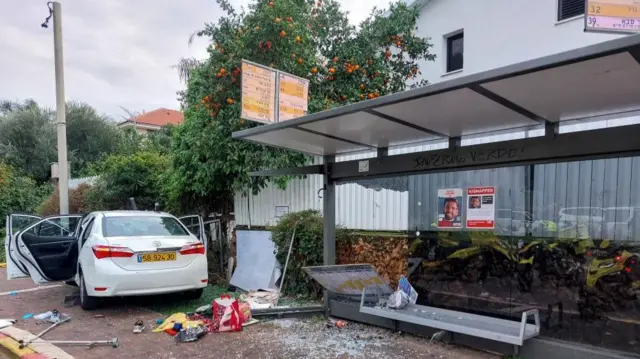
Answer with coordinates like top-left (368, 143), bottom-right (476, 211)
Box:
top-left (558, 0), bottom-right (585, 21)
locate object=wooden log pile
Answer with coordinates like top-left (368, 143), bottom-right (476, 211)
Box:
top-left (337, 235), bottom-right (408, 288)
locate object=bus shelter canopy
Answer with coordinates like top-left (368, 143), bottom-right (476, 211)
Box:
top-left (232, 35), bottom-right (640, 157)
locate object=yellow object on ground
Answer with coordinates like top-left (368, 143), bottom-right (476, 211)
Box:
top-left (0, 334), bottom-right (35, 356)
top-left (153, 313), bottom-right (203, 333)
top-left (0, 263), bottom-right (6, 268)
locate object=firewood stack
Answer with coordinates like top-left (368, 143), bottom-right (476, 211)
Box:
top-left (337, 236), bottom-right (408, 288)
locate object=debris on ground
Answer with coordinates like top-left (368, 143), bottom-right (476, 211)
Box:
top-left (133, 319), bottom-right (145, 334)
top-left (21, 313), bottom-right (33, 320)
top-left (264, 317), bottom-right (398, 358)
top-left (326, 317), bottom-right (348, 329)
top-left (239, 290), bottom-right (279, 309)
top-left (0, 319), bottom-right (16, 329)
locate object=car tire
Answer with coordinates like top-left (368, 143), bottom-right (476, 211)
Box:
top-left (184, 288), bottom-right (204, 300)
top-left (79, 272), bottom-right (100, 311)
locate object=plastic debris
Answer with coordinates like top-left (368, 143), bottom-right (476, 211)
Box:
top-left (387, 290), bottom-right (409, 310)
top-left (9, 291), bottom-right (17, 296)
top-left (155, 318), bottom-right (164, 325)
top-left (326, 318), bottom-right (348, 329)
top-left (22, 313), bottom-right (33, 320)
top-left (175, 325), bottom-right (207, 343)
top-left (133, 319), bottom-right (145, 334)
top-left (34, 311), bottom-right (53, 320)
top-left (94, 314), bottom-right (105, 318)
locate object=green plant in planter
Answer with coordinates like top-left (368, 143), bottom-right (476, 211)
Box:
top-left (270, 210), bottom-right (350, 298)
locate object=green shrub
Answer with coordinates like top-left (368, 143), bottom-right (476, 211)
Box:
top-left (270, 210), bottom-right (351, 298)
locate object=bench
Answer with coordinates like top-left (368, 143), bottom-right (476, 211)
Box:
top-left (359, 288), bottom-right (540, 354)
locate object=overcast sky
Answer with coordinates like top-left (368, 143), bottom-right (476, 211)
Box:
top-left (0, 0), bottom-right (394, 121)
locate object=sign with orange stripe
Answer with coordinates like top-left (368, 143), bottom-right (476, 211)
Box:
top-left (241, 60), bottom-right (309, 124)
top-left (585, 0), bottom-right (640, 33)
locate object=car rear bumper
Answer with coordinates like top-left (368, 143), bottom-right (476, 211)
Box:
top-left (83, 255), bottom-right (208, 297)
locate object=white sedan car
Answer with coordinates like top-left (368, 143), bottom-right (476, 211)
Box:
top-left (5, 211), bottom-right (208, 310)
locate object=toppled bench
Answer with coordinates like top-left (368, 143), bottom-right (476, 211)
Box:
top-left (359, 289), bottom-right (540, 354)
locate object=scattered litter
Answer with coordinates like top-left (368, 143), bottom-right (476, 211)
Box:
top-left (9, 291), bottom-right (17, 296)
top-left (242, 318), bottom-right (260, 327)
top-left (239, 290), bottom-right (279, 309)
top-left (0, 319), bottom-right (16, 329)
top-left (94, 314), bottom-right (105, 319)
top-left (34, 311), bottom-right (54, 320)
top-left (430, 330), bottom-right (448, 342)
top-left (133, 319), bottom-right (145, 334)
top-left (22, 313), bottom-right (33, 320)
top-left (387, 290), bottom-right (409, 309)
top-left (155, 318), bottom-right (165, 324)
top-left (326, 318), bottom-right (348, 329)
top-left (175, 325), bottom-right (207, 343)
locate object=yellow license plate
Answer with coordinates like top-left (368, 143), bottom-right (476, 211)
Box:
top-left (138, 252), bottom-right (177, 262)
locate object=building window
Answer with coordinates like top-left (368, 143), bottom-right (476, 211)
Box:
top-left (557, 0), bottom-right (585, 21)
top-left (446, 32), bottom-right (464, 73)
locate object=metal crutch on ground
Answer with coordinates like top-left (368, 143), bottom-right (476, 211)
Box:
top-left (19, 316), bottom-right (71, 349)
top-left (39, 338), bottom-right (119, 348)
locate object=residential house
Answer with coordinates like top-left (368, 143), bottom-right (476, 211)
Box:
top-left (117, 108), bottom-right (184, 135)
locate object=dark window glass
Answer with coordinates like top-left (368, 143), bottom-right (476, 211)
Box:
top-left (446, 32), bottom-right (463, 73)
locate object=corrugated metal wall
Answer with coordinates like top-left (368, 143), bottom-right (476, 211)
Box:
top-left (234, 117), bottom-right (640, 232)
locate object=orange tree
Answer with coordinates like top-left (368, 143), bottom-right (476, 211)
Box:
top-left (167, 0), bottom-right (434, 215)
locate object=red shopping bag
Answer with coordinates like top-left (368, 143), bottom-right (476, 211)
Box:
top-left (211, 295), bottom-right (242, 332)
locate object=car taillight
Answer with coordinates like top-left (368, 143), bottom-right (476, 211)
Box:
top-left (92, 245), bottom-right (134, 259)
top-left (180, 243), bottom-right (205, 255)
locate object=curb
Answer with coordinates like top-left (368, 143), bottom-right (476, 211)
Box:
top-left (0, 326), bottom-right (74, 359)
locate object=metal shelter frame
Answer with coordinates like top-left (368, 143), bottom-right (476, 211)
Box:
top-left (233, 35), bottom-right (640, 358)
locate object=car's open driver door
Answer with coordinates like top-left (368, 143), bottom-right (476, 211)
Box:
top-left (8, 215), bottom-right (82, 284)
top-left (5, 214), bottom-right (41, 279)
top-left (178, 215), bottom-right (207, 252)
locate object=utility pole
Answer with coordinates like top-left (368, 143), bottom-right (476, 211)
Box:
top-left (43, 2), bottom-right (69, 214)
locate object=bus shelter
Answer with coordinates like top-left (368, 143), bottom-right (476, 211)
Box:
top-left (233, 35), bottom-right (640, 359)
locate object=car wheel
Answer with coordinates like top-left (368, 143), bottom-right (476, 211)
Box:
top-left (184, 288), bottom-right (204, 300)
top-left (79, 272), bottom-right (100, 311)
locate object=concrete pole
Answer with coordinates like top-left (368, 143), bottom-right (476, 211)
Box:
top-left (53, 2), bottom-right (69, 214)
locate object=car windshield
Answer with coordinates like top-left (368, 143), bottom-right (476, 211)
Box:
top-left (103, 216), bottom-right (188, 237)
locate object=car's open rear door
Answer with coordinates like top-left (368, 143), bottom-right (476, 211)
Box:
top-left (178, 215), bottom-right (207, 252)
top-left (5, 214), bottom-right (41, 279)
top-left (10, 215), bottom-right (82, 284)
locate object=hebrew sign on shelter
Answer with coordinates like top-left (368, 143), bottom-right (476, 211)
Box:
top-left (241, 60), bottom-right (309, 124)
top-left (585, 0), bottom-right (640, 33)
top-left (278, 72), bottom-right (309, 121)
top-left (241, 61), bottom-right (277, 123)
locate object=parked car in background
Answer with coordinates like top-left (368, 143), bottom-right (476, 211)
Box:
top-left (5, 211), bottom-right (207, 310)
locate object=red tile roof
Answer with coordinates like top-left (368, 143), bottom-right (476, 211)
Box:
top-left (119, 108), bottom-right (184, 127)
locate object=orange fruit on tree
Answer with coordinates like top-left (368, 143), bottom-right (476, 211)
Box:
top-left (295, 36), bottom-right (301, 43)
top-left (354, 64), bottom-right (360, 70)
top-left (360, 84), bottom-right (365, 90)
top-left (280, 30), bottom-right (287, 37)
top-left (311, 67), bottom-right (318, 74)
top-left (227, 98), bottom-right (234, 104)
top-left (297, 57), bottom-right (303, 64)
top-left (275, 17), bottom-right (281, 23)
top-left (333, 56), bottom-right (338, 63)
top-left (329, 67), bottom-right (335, 74)
top-left (286, 16), bottom-right (293, 22)
top-left (368, 93), bottom-right (374, 99)
top-left (360, 94), bottom-right (365, 100)
top-left (268, 1), bottom-right (274, 7)
top-left (347, 68), bottom-right (353, 74)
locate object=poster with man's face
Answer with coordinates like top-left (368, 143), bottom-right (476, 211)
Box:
top-left (437, 188), bottom-right (463, 228)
